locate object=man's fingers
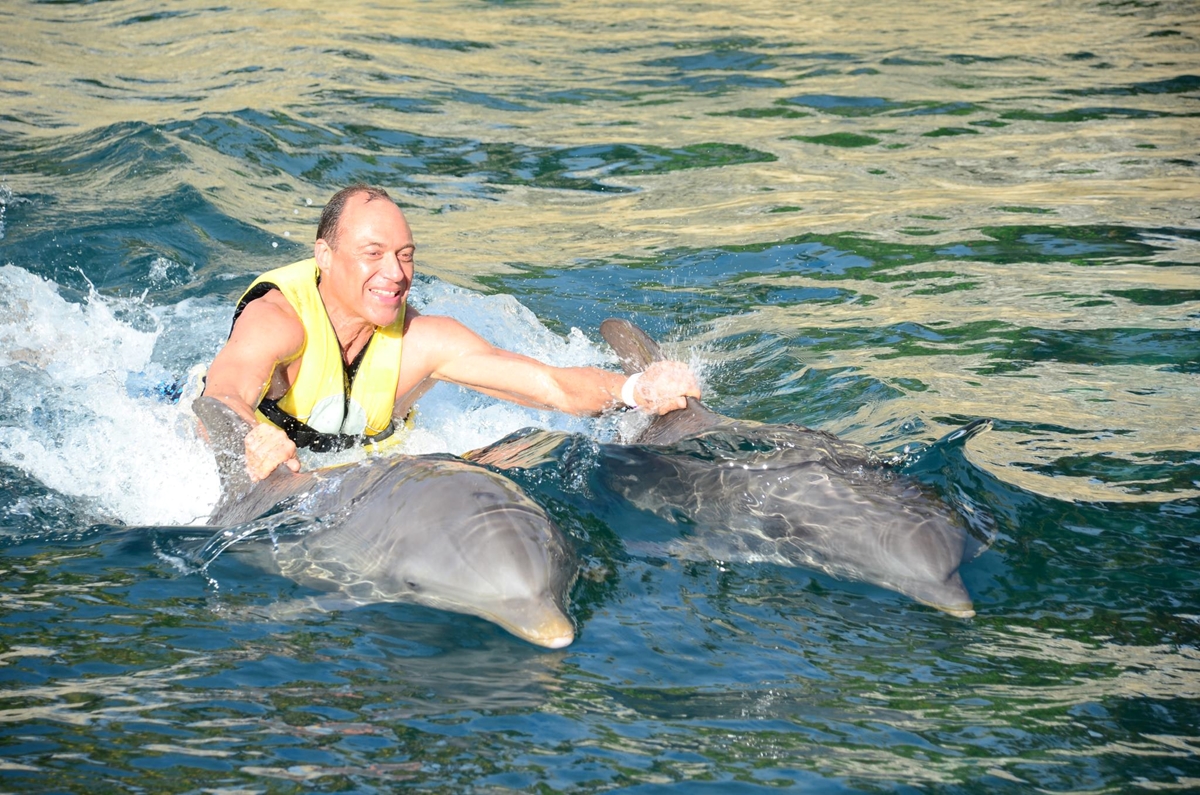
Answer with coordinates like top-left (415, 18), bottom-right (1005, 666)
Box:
top-left (244, 423), bottom-right (299, 481)
top-left (636, 359), bottom-right (701, 414)
top-left (654, 394), bottom-right (688, 415)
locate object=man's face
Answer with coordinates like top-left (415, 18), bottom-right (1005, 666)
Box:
top-left (315, 194), bottom-right (415, 329)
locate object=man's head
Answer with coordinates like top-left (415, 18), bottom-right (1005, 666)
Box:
top-left (316, 184), bottom-right (395, 250)
top-left (314, 185), bottom-right (415, 329)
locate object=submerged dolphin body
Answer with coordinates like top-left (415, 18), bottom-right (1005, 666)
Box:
top-left (191, 397), bottom-right (578, 648)
top-left (596, 319), bottom-right (989, 617)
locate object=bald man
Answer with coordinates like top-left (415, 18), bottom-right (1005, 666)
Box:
top-left (202, 184), bottom-right (701, 480)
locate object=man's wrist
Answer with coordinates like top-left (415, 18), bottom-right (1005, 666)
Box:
top-left (621, 372), bottom-right (642, 409)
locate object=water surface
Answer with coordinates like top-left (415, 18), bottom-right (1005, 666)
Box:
top-left (1, 0), bottom-right (1198, 791)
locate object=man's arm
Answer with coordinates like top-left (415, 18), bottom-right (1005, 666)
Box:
top-left (401, 314), bottom-right (700, 416)
top-left (201, 292), bottom-right (306, 480)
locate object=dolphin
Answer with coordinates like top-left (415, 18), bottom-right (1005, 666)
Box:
top-left (190, 396), bottom-right (579, 648)
top-left (469, 321), bottom-right (990, 617)
top-left (598, 318), bottom-right (989, 617)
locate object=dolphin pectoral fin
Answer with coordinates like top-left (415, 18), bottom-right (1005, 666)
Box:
top-left (223, 594), bottom-right (372, 623)
top-left (938, 418), bottom-right (993, 447)
top-left (599, 318), bottom-right (665, 373)
top-left (463, 428), bottom-right (575, 470)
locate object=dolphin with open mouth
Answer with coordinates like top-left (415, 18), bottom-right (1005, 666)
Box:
top-left (191, 396), bottom-right (579, 648)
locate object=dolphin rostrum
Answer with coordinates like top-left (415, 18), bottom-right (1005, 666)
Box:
top-left (470, 321), bottom-right (989, 617)
top-left (191, 396), bottom-right (579, 648)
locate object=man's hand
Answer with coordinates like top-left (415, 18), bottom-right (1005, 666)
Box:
top-left (630, 360), bottom-right (702, 415)
top-left (244, 422), bottom-right (301, 482)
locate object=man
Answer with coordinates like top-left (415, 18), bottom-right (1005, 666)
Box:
top-left (203, 184), bottom-right (701, 481)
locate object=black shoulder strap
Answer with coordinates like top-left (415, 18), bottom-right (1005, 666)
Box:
top-left (229, 281), bottom-right (279, 336)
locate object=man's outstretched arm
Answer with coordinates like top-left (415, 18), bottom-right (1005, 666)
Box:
top-left (405, 314), bottom-right (701, 416)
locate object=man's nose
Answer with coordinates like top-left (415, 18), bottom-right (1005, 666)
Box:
top-left (381, 252), bottom-right (405, 280)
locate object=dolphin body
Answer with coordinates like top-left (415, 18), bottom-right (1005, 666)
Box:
top-left (469, 320), bottom-right (989, 617)
top-left (597, 319), bottom-right (989, 617)
top-left (191, 397), bottom-right (578, 648)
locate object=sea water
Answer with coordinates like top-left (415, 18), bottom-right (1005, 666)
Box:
top-left (1, 0), bottom-right (1198, 791)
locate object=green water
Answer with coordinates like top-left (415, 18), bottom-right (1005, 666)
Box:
top-left (1, 0), bottom-right (1198, 791)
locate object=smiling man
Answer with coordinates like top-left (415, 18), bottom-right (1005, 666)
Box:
top-left (202, 184), bottom-right (701, 481)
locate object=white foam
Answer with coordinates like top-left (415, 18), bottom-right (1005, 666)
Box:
top-left (0, 184), bottom-right (9, 241)
top-left (0, 265), bottom-right (619, 527)
top-left (0, 265), bottom-right (221, 525)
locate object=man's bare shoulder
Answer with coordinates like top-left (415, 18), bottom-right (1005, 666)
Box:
top-left (230, 288), bottom-right (305, 359)
top-left (405, 311), bottom-right (483, 347)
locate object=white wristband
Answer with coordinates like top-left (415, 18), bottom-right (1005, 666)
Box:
top-left (621, 372), bottom-right (642, 409)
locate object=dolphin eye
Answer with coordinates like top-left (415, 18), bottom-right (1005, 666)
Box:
top-left (406, 580), bottom-right (420, 591)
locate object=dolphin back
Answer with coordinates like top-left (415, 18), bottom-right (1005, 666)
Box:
top-left (599, 318), bottom-right (728, 445)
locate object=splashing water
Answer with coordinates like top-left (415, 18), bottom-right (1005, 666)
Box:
top-left (0, 264), bottom-right (621, 526)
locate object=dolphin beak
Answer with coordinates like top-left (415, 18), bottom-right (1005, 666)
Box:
top-left (492, 600), bottom-right (576, 649)
top-left (906, 574), bottom-right (975, 619)
top-left (530, 625), bottom-right (575, 649)
top-left (913, 597), bottom-right (975, 619)
top-left (938, 604), bottom-right (976, 619)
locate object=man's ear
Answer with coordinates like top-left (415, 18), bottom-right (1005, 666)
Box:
top-left (314, 238), bottom-right (333, 275)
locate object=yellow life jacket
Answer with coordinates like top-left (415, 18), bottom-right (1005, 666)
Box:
top-left (234, 258), bottom-right (407, 452)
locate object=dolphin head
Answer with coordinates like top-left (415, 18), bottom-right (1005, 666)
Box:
top-left (397, 492), bottom-right (578, 649)
top-left (193, 396), bottom-right (579, 646)
top-left (306, 458), bottom-right (579, 649)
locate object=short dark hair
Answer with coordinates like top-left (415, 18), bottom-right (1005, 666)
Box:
top-left (316, 185), bottom-right (394, 249)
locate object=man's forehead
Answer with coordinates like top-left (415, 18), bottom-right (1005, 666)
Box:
top-left (339, 196), bottom-right (412, 241)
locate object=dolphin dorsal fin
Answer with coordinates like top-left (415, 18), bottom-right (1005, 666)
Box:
top-left (599, 318), bottom-right (727, 445)
top-left (599, 318), bottom-right (665, 373)
top-left (192, 396), bottom-right (300, 506)
top-left (192, 396), bottom-right (260, 502)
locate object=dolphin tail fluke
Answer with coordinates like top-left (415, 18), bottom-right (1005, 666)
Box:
top-left (599, 318), bottom-right (664, 374)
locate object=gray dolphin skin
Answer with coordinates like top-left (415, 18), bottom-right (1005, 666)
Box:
top-left (477, 319), bottom-right (984, 624)
top-left (191, 397), bottom-right (579, 648)
top-left (597, 319), bottom-right (985, 617)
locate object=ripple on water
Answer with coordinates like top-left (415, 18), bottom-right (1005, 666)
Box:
top-left (1, 0), bottom-right (1198, 792)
